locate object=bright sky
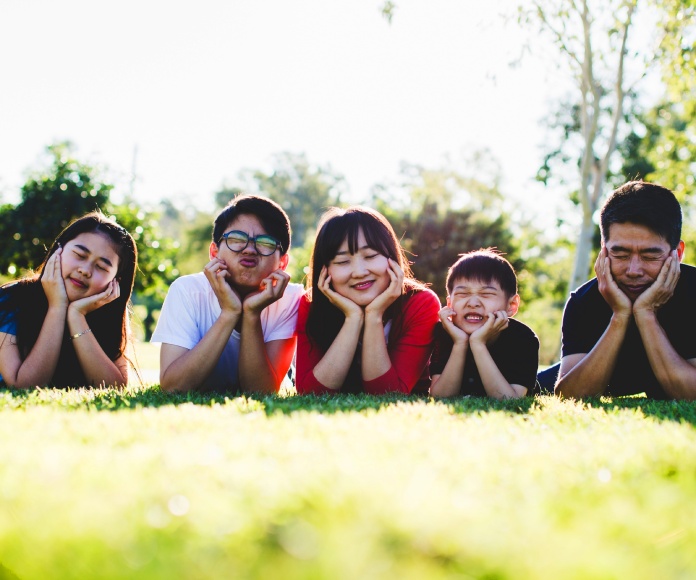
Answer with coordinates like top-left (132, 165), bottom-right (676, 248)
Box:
top-left (0, 0), bottom-right (567, 221)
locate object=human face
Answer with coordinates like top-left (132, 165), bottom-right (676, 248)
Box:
top-left (447, 277), bottom-right (519, 334)
top-left (61, 232), bottom-right (120, 302)
top-left (210, 213), bottom-right (288, 294)
top-left (605, 222), bottom-right (684, 301)
top-left (326, 228), bottom-right (391, 307)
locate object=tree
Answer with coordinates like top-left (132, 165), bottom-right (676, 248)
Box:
top-left (0, 142), bottom-right (112, 271)
top-left (0, 143), bottom-right (179, 340)
top-left (372, 156), bottom-right (525, 301)
top-left (519, 0), bottom-right (696, 291)
top-left (237, 152), bottom-right (347, 249)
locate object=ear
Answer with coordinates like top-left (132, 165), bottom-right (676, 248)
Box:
top-left (278, 253), bottom-right (289, 271)
top-left (446, 296), bottom-right (452, 308)
top-left (676, 240), bottom-right (685, 262)
top-left (506, 293), bottom-right (520, 317)
top-left (209, 241), bottom-right (219, 260)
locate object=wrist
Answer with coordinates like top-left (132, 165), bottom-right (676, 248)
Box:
top-left (610, 311), bottom-right (632, 326)
top-left (633, 307), bottom-right (658, 323)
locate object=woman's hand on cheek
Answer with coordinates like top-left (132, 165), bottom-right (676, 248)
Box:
top-left (318, 266), bottom-right (363, 320)
top-left (69, 278), bottom-right (121, 316)
top-left (41, 248), bottom-right (69, 309)
top-left (364, 258), bottom-right (404, 319)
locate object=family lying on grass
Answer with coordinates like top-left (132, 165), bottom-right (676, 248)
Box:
top-left (1, 181), bottom-right (695, 401)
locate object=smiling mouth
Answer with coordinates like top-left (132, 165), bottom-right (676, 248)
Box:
top-left (68, 278), bottom-right (87, 289)
top-left (463, 314), bottom-right (484, 322)
top-left (352, 280), bottom-right (375, 290)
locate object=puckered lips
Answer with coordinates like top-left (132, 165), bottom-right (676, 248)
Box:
top-left (239, 256), bottom-right (259, 268)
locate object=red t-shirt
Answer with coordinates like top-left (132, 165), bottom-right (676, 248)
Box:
top-left (295, 289), bottom-right (441, 395)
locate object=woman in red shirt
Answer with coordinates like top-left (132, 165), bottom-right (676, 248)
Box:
top-left (296, 206), bottom-right (440, 395)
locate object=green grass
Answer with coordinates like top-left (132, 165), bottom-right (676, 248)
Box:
top-left (1, 388), bottom-right (695, 579)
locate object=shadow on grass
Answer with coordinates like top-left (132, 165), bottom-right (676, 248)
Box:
top-left (0, 385), bottom-right (537, 417)
top-left (3, 386), bottom-right (695, 424)
top-left (578, 396), bottom-right (696, 427)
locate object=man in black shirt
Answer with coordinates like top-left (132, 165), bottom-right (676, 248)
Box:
top-left (556, 181), bottom-right (696, 400)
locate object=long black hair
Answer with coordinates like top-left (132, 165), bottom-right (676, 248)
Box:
top-left (305, 207), bottom-right (426, 391)
top-left (0, 211), bottom-right (137, 387)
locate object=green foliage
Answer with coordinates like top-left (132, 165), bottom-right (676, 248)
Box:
top-left (0, 143), bottom-right (180, 339)
top-left (238, 152), bottom-right (347, 249)
top-left (1, 388), bottom-right (696, 579)
top-left (373, 157), bottom-right (524, 301)
top-left (0, 142), bottom-right (112, 274)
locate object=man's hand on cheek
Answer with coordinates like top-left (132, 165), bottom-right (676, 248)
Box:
top-left (633, 251), bottom-right (680, 315)
top-left (242, 270), bottom-right (291, 315)
top-left (204, 258), bottom-right (242, 314)
top-left (595, 247), bottom-right (632, 318)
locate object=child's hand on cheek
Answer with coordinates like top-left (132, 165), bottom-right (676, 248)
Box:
top-left (469, 311), bottom-right (509, 346)
top-left (439, 306), bottom-right (469, 345)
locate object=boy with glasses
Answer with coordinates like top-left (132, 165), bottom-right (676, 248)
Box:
top-left (152, 195), bottom-right (302, 393)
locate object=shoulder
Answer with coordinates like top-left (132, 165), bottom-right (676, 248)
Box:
top-left (678, 263), bottom-right (696, 284)
top-left (404, 287), bottom-right (441, 312)
top-left (271, 282), bottom-right (303, 312)
top-left (568, 277), bottom-right (599, 303)
top-left (169, 272), bottom-right (209, 292)
top-left (506, 318), bottom-right (539, 345)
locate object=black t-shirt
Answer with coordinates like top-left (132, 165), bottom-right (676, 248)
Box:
top-left (430, 318), bottom-right (540, 397)
top-left (561, 263), bottom-right (696, 398)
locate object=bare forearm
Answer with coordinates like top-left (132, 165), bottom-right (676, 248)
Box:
top-left (14, 307), bottom-right (66, 388)
top-left (67, 309), bottom-right (127, 387)
top-left (635, 310), bottom-right (696, 400)
top-left (430, 342), bottom-right (467, 398)
top-left (238, 313), bottom-right (280, 394)
top-left (556, 314), bottom-right (630, 398)
top-left (160, 313), bottom-right (238, 392)
top-left (361, 314), bottom-right (392, 381)
top-left (312, 315), bottom-right (363, 390)
top-left (470, 342), bottom-right (523, 400)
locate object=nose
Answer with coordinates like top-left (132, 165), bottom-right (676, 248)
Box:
top-left (77, 263), bottom-right (92, 277)
top-left (241, 240), bottom-right (258, 254)
top-left (626, 255), bottom-right (643, 277)
top-left (351, 256), bottom-right (369, 277)
top-left (466, 294), bottom-right (482, 307)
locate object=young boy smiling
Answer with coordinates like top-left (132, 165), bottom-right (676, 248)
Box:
top-left (429, 249), bottom-right (539, 399)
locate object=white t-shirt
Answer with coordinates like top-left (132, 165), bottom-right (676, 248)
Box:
top-left (151, 272), bottom-right (303, 391)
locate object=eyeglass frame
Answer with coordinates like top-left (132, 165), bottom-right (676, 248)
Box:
top-left (218, 230), bottom-right (284, 256)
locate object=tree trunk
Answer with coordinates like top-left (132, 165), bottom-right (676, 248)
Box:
top-left (569, 206), bottom-right (596, 293)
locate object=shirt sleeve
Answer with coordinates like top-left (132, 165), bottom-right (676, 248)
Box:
top-left (150, 278), bottom-right (201, 349)
top-left (0, 287), bottom-right (18, 336)
top-left (362, 289), bottom-right (441, 395)
top-left (294, 295), bottom-right (335, 395)
top-left (499, 323), bottom-right (539, 390)
top-left (264, 284), bottom-right (302, 343)
top-left (428, 323), bottom-right (452, 377)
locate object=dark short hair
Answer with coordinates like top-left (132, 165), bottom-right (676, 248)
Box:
top-left (446, 248), bottom-right (517, 298)
top-left (600, 181), bottom-right (682, 249)
top-left (213, 194), bottom-right (291, 255)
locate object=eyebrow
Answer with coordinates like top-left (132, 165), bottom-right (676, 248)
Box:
top-left (608, 245), bottom-right (665, 254)
top-left (75, 244), bottom-right (115, 267)
top-left (335, 245), bottom-right (371, 256)
top-left (452, 284), bottom-right (499, 291)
